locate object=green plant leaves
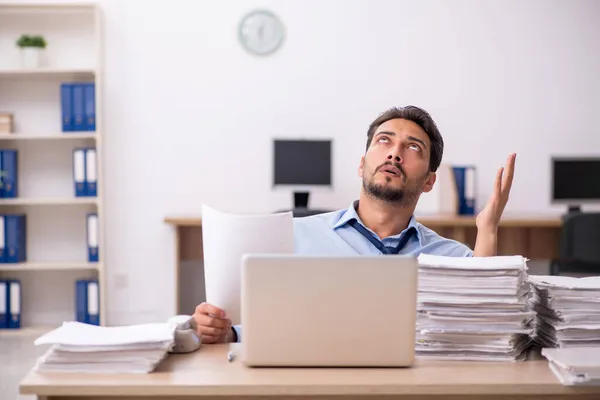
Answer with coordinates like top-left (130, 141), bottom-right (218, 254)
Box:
top-left (16, 34), bottom-right (47, 48)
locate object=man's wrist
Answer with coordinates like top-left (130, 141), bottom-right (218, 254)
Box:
top-left (476, 224), bottom-right (498, 236)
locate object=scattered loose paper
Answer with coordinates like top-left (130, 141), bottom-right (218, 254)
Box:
top-left (202, 204), bottom-right (294, 325)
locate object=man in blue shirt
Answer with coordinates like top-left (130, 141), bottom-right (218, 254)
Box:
top-left (193, 105), bottom-right (516, 344)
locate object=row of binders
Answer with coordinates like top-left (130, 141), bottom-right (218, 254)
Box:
top-left (61, 82), bottom-right (96, 132)
top-left (73, 147), bottom-right (97, 197)
top-left (0, 147), bottom-right (97, 198)
top-left (0, 279), bottom-right (99, 329)
top-left (425, 164), bottom-right (476, 216)
top-left (0, 149), bottom-right (18, 198)
top-left (0, 279), bottom-right (20, 328)
top-left (452, 165), bottom-right (476, 216)
top-left (0, 213), bottom-right (99, 263)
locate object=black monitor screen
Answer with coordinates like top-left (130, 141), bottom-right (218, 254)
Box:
top-left (553, 158), bottom-right (600, 200)
top-left (273, 140), bottom-right (332, 186)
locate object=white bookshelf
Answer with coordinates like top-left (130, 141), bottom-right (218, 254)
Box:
top-left (0, 2), bottom-right (106, 333)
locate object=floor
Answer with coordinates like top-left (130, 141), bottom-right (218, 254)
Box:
top-left (1, 328), bottom-right (51, 400)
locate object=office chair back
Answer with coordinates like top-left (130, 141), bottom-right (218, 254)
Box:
top-left (551, 212), bottom-right (600, 276)
top-left (561, 212), bottom-right (600, 263)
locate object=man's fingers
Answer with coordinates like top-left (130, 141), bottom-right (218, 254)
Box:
top-left (502, 153), bottom-right (516, 195)
top-left (195, 302), bottom-right (226, 318)
top-left (197, 325), bottom-right (224, 338)
top-left (194, 313), bottom-right (231, 329)
top-left (494, 167), bottom-right (503, 197)
top-left (200, 334), bottom-right (220, 344)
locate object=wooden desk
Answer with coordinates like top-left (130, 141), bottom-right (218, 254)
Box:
top-left (20, 344), bottom-right (600, 400)
top-left (164, 213), bottom-right (562, 315)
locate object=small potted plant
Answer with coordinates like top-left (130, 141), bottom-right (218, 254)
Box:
top-left (16, 34), bottom-right (47, 69)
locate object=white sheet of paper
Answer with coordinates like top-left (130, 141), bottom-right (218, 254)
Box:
top-left (34, 321), bottom-right (176, 347)
top-left (418, 254), bottom-right (528, 270)
top-left (202, 204), bottom-right (294, 325)
top-left (529, 275), bottom-right (600, 290)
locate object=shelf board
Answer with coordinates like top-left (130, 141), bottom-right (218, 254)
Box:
top-left (0, 262), bottom-right (100, 272)
top-left (0, 132), bottom-right (97, 141)
top-left (0, 68), bottom-right (96, 78)
top-left (0, 197), bottom-right (97, 206)
top-left (0, 2), bottom-right (97, 11)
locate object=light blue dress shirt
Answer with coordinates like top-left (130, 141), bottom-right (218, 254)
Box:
top-left (231, 200), bottom-right (473, 342)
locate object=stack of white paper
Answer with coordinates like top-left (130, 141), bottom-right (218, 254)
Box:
top-left (416, 254), bottom-right (533, 361)
top-left (542, 347), bottom-right (600, 386)
top-left (528, 275), bottom-right (600, 349)
top-left (33, 321), bottom-right (177, 373)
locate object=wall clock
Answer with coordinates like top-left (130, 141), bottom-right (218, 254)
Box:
top-left (238, 9), bottom-right (285, 56)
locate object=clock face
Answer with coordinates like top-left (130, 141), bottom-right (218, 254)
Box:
top-left (238, 10), bottom-right (285, 56)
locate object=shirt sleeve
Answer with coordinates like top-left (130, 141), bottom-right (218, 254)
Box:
top-left (428, 237), bottom-right (474, 257)
top-left (232, 324), bottom-right (242, 343)
top-left (449, 240), bottom-right (474, 257)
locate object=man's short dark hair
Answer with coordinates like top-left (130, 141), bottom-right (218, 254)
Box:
top-left (366, 106), bottom-right (444, 172)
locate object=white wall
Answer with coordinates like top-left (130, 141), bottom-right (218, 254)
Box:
top-left (95, 0), bottom-right (599, 325)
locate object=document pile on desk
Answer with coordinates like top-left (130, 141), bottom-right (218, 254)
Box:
top-left (415, 254), bottom-right (533, 361)
top-left (528, 275), bottom-right (600, 349)
top-left (33, 321), bottom-right (177, 373)
top-left (541, 347), bottom-right (600, 386)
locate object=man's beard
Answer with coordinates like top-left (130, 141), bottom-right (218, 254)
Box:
top-left (363, 163), bottom-right (428, 205)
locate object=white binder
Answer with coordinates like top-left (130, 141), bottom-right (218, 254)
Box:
top-left (73, 149), bottom-right (86, 196)
top-left (0, 280), bottom-right (6, 328)
top-left (9, 280), bottom-right (20, 328)
top-left (0, 215), bottom-right (5, 261)
top-left (87, 281), bottom-right (99, 324)
top-left (86, 148), bottom-right (97, 195)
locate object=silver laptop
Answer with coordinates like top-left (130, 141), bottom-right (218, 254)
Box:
top-left (240, 254), bottom-right (418, 367)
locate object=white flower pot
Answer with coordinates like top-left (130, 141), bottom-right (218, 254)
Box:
top-left (20, 47), bottom-right (43, 69)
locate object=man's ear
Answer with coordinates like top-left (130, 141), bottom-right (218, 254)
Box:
top-left (358, 156), bottom-right (365, 178)
top-left (422, 172), bottom-right (436, 193)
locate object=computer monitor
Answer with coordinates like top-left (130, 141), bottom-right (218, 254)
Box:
top-left (273, 139), bottom-right (332, 210)
top-left (552, 157), bottom-right (600, 212)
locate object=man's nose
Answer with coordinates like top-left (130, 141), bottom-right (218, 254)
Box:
top-left (387, 152), bottom-right (402, 163)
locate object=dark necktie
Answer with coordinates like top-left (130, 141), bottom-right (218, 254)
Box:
top-left (348, 219), bottom-right (415, 255)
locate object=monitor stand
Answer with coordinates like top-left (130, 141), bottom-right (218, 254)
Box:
top-left (294, 191), bottom-right (310, 209)
top-left (289, 192), bottom-right (331, 217)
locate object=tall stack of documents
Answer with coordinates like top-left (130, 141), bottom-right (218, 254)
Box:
top-left (33, 321), bottom-right (176, 373)
top-left (542, 347), bottom-right (600, 386)
top-left (528, 275), bottom-right (600, 349)
top-left (416, 254), bottom-right (533, 361)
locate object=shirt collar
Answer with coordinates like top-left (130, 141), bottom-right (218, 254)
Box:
top-left (331, 200), bottom-right (422, 244)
